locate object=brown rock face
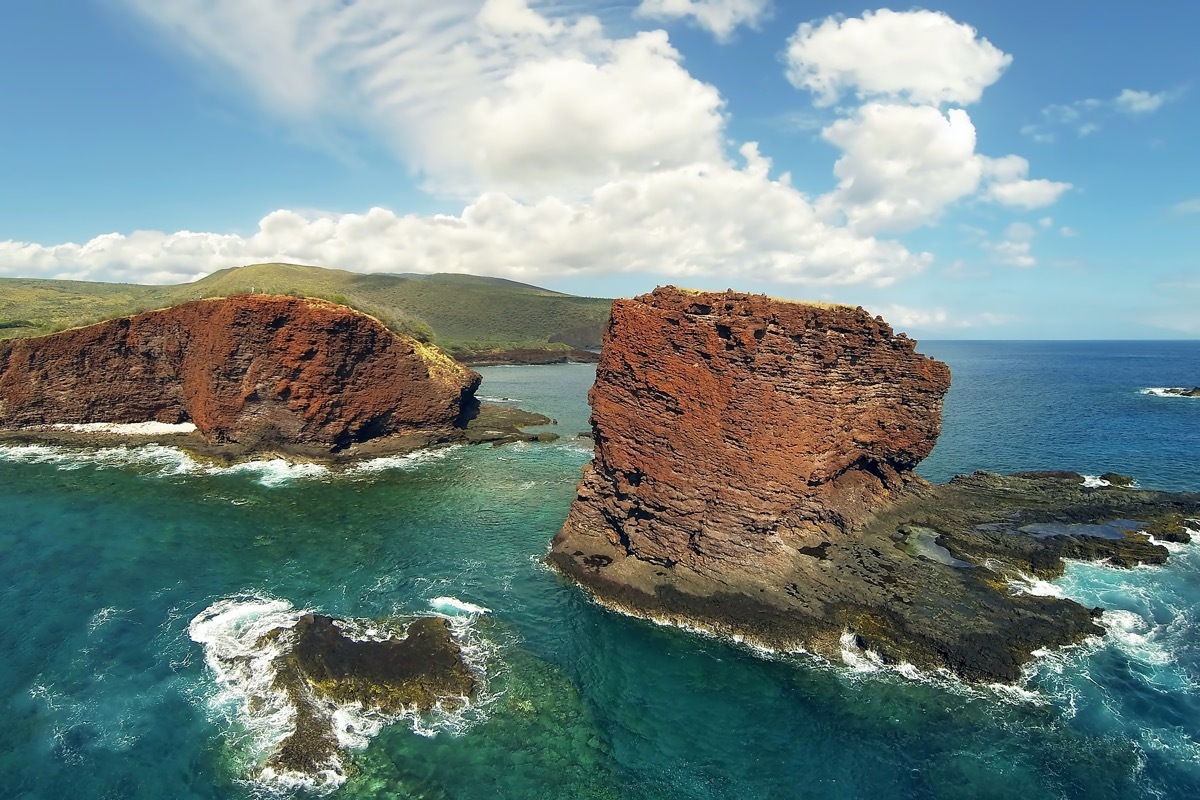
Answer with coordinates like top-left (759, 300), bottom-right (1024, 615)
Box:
top-left (0, 295), bottom-right (479, 448)
top-left (561, 286), bottom-right (951, 577)
top-left (550, 287), bottom-right (1200, 682)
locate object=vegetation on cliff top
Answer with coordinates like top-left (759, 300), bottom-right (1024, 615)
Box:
top-left (0, 262), bottom-right (612, 357)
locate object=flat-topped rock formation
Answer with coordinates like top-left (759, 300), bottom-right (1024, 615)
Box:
top-left (558, 287), bottom-right (952, 577)
top-left (0, 295), bottom-right (480, 450)
top-left (550, 287), bottom-right (1200, 682)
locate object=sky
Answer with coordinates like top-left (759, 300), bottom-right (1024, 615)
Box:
top-left (0, 1), bottom-right (1197, 339)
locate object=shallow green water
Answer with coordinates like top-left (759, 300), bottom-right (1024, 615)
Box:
top-left (2, 349), bottom-right (1199, 799)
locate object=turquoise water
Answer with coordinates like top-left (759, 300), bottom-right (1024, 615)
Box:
top-left (1, 346), bottom-right (1199, 799)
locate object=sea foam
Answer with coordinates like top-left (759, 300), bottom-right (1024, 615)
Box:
top-left (47, 421), bottom-right (198, 435)
top-left (0, 442), bottom-right (332, 487)
top-left (1140, 387), bottom-right (1199, 398)
top-left (429, 596), bottom-right (491, 616)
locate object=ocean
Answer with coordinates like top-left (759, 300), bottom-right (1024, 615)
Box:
top-left (1, 341), bottom-right (1198, 799)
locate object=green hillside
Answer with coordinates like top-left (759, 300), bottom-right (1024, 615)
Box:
top-left (0, 263), bottom-right (613, 356)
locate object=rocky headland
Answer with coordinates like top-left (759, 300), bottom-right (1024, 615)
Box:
top-left (455, 347), bottom-right (601, 367)
top-left (0, 295), bottom-right (554, 461)
top-left (549, 287), bottom-right (1200, 683)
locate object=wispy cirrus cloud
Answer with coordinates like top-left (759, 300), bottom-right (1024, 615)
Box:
top-left (866, 303), bottom-right (1015, 332)
top-left (634, 0), bottom-right (771, 42)
top-left (1022, 87), bottom-right (1183, 142)
top-left (1171, 198), bottom-right (1200, 216)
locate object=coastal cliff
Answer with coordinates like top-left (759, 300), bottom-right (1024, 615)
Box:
top-left (0, 295), bottom-right (480, 449)
top-left (562, 286), bottom-right (951, 576)
top-left (550, 287), bottom-right (1200, 682)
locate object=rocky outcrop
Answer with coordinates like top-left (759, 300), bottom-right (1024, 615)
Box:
top-left (0, 295), bottom-right (480, 449)
top-left (558, 287), bottom-right (951, 577)
top-left (550, 287), bottom-right (1200, 682)
top-left (267, 614), bottom-right (476, 779)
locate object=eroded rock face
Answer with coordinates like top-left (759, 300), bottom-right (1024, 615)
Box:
top-left (562, 286), bottom-right (951, 577)
top-left (549, 287), bottom-right (1200, 682)
top-left (0, 295), bottom-right (480, 448)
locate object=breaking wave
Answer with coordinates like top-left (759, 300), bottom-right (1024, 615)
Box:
top-left (46, 421), bottom-right (198, 435)
top-left (0, 443), bottom-right (331, 487)
top-left (1141, 387), bottom-right (1199, 398)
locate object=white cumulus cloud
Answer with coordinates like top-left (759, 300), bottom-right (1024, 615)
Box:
top-left (985, 221), bottom-right (1038, 268)
top-left (0, 149), bottom-right (928, 287)
top-left (816, 108), bottom-right (1070, 234)
top-left (7, 3), bottom-right (1060, 292)
top-left (635, 0), bottom-right (771, 41)
top-left (431, 30), bottom-right (727, 194)
top-left (784, 9), bottom-right (1011, 107)
top-left (818, 104), bottom-right (984, 234)
top-left (122, 0), bottom-right (727, 198)
top-left (1114, 88), bottom-right (1168, 114)
top-left (981, 155), bottom-right (1072, 209)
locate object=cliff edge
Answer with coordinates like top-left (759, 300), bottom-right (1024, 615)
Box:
top-left (550, 287), bottom-right (1200, 682)
top-left (0, 295), bottom-right (480, 449)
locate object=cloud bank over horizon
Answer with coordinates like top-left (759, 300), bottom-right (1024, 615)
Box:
top-left (0, 2), bottom-right (1073, 293)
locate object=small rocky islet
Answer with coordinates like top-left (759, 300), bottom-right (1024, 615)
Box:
top-left (550, 287), bottom-right (1200, 683)
top-left (263, 614), bottom-right (477, 780)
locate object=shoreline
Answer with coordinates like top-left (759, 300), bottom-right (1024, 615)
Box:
top-left (549, 471), bottom-right (1200, 684)
top-left (0, 403), bottom-right (558, 467)
top-left (455, 348), bottom-right (601, 367)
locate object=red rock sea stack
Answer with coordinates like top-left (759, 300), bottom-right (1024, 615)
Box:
top-left (550, 287), bottom-right (1200, 683)
top-left (555, 286), bottom-right (951, 579)
top-left (0, 295), bottom-right (480, 448)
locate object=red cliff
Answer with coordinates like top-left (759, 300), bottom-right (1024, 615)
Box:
top-left (0, 295), bottom-right (480, 448)
top-left (557, 286), bottom-right (951, 577)
top-left (549, 287), bottom-right (1197, 682)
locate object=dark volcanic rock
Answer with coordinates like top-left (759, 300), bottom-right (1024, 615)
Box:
top-left (0, 296), bottom-right (479, 448)
top-left (550, 286), bottom-right (1200, 683)
top-left (267, 615), bottom-right (476, 779)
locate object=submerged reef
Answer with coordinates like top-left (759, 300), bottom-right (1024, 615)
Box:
top-left (550, 287), bottom-right (1200, 683)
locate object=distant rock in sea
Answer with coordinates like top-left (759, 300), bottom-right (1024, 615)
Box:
top-left (189, 598), bottom-right (478, 790)
top-left (1143, 386), bottom-right (1200, 398)
top-left (0, 295), bottom-right (480, 450)
top-left (550, 287), bottom-right (1200, 683)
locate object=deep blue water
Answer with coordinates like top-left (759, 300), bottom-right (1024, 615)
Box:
top-left (0, 343), bottom-right (1198, 799)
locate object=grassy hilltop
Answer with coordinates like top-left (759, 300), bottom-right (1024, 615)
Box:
top-left (0, 263), bottom-right (613, 358)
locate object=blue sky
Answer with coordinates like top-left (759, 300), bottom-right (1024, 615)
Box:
top-left (1, 1), bottom-right (1196, 338)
